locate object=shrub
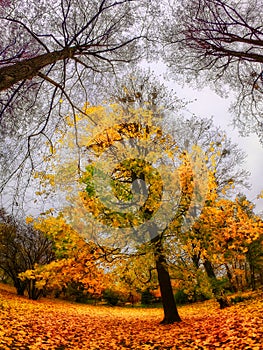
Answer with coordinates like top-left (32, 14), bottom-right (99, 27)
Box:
top-left (174, 289), bottom-right (190, 305)
top-left (103, 289), bottom-right (122, 306)
top-left (141, 289), bottom-right (155, 305)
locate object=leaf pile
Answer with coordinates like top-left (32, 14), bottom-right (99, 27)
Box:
top-left (0, 284), bottom-right (262, 349)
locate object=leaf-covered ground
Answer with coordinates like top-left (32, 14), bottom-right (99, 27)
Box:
top-left (0, 284), bottom-right (262, 350)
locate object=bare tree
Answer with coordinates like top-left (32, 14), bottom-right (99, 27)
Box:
top-left (0, 0), bottom-right (157, 209)
top-left (106, 67), bottom-right (185, 113)
top-left (162, 0), bottom-right (263, 143)
top-left (0, 208), bottom-right (54, 297)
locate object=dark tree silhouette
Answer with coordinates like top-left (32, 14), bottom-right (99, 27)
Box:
top-left (0, 208), bottom-right (54, 298)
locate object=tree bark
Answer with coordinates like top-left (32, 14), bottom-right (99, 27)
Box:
top-left (203, 259), bottom-right (216, 279)
top-left (153, 234), bottom-right (181, 324)
top-left (249, 264), bottom-right (256, 291)
top-left (27, 280), bottom-right (42, 300)
top-left (192, 251), bottom-right (200, 269)
top-left (14, 278), bottom-right (26, 296)
top-left (224, 263), bottom-right (237, 292)
top-left (0, 47), bottom-right (76, 91)
top-left (203, 259), bottom-right (230, 309)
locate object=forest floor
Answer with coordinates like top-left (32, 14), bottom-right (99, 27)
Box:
top-left (0, 283), bottom-right (262, 350)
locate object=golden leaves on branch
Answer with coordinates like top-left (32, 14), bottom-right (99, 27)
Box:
top-left (20, 215), bottom-right (106, 296)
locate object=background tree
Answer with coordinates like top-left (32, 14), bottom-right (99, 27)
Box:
top-left (20, 215), bottom-right (106, 301)
top-left (102, 253), bottom-right (156, 306)
top-left (162, 0), bottom-right (263, 143)
top-left (0, 0), bottom-right (157, 210)
top-left (106, 67), bottom-right (187, 114)
top-left (235, 195), bottom-right (263, 290)
top-left (182, 194), bottom-right (263, 300)
top-left (166, 115), bottom-right (250, 194)
top-left (0, 208), bottom-right (54, 298)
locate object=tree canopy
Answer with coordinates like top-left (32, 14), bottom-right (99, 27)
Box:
top-left (162, 0), bottom-right (263, 142)
top-left (0, 0), bottom-right (157, 208)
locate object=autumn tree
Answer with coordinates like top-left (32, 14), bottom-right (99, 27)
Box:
top-left (0, 208), bottom-right (54, 297)
top-left (79, 120), bottom-right (197, 323)
top-left (185, 193), bottom-right (263, 298)
top-left (39, 97), bottom-right (210, 323)
top-left (0, 0), bottom-right (158, 210)
top-left (166, 115), bottom-right (250, 194)
top-left (236, 195), bottom-right (263, 290)
top-left (28, 69), bottom-right (251, 320)
top-left (19, 215), bottom-right (106, 300)
top-left (162, 0), bottom-right (263, 143)
top-left (31, 70), bottom-right (250, 320)
top-left (80, 111), bottom-right (250, 314)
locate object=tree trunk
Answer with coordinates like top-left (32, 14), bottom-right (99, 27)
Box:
top-left (0, 47), bottom-right (76, 91)
top-left (203, 259), bottom-right (216, 279)
top-left (192, 252), bottom-right (200, 269)
top-left (15, 283), bottom-right (25, 296)
top-left (250, 264), bottom-right (256, 291)
top-left (153, 234), bottom-right (181, 324)
top-left (224, 263), bottom-right (237, 292)
top-left (14, 278), bottom-right (26, 296)
top-left (27, 280), bottom-right (42, 300)
top-left (203, 259), bottom-right (230, 309)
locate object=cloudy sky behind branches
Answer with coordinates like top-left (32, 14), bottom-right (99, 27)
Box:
top-left (148, 61), bottom-right (263, 214)
top-left (172, 83), bottom-right (263, 214)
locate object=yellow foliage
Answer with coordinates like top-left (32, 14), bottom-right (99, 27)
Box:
top-left (22, 215), bottom-right (106, 295)
top-left (25, 216), bottom-right (34, 224)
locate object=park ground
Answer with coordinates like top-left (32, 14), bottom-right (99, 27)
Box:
top-left (0, 283), bottom-right (262, 350)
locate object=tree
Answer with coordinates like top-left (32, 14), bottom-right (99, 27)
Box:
top-left (28, 70), bottom-right (251, 320)
top-left (164, 188), bottom-right (263, 310)
top-left (235, 195), bottom-right (263, 290)
top-left (0, 208), bottom-right (54, 297)
top-left (80, 126), bottom-right (196, 323)
top-left (80, 113), bottom-right (251, 314)
top-left (0, 0), bottom-right (157, 209)
top-left (20, 215), bottom-right (106, 300)
top-left (105, 67), bottom-right (186, 113)
top-left (31, 99), bottom-right (202, 322)
top-left (33, 71), bottom-right (250, 320)
top-left (189, 194), bottom-right (263, 295)
top-left (162, 0), bottom-right (263, 142)
top-left (166, 115), bottom-right (250, 194)
top-left (51, 99), bottom-right (210, 323)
